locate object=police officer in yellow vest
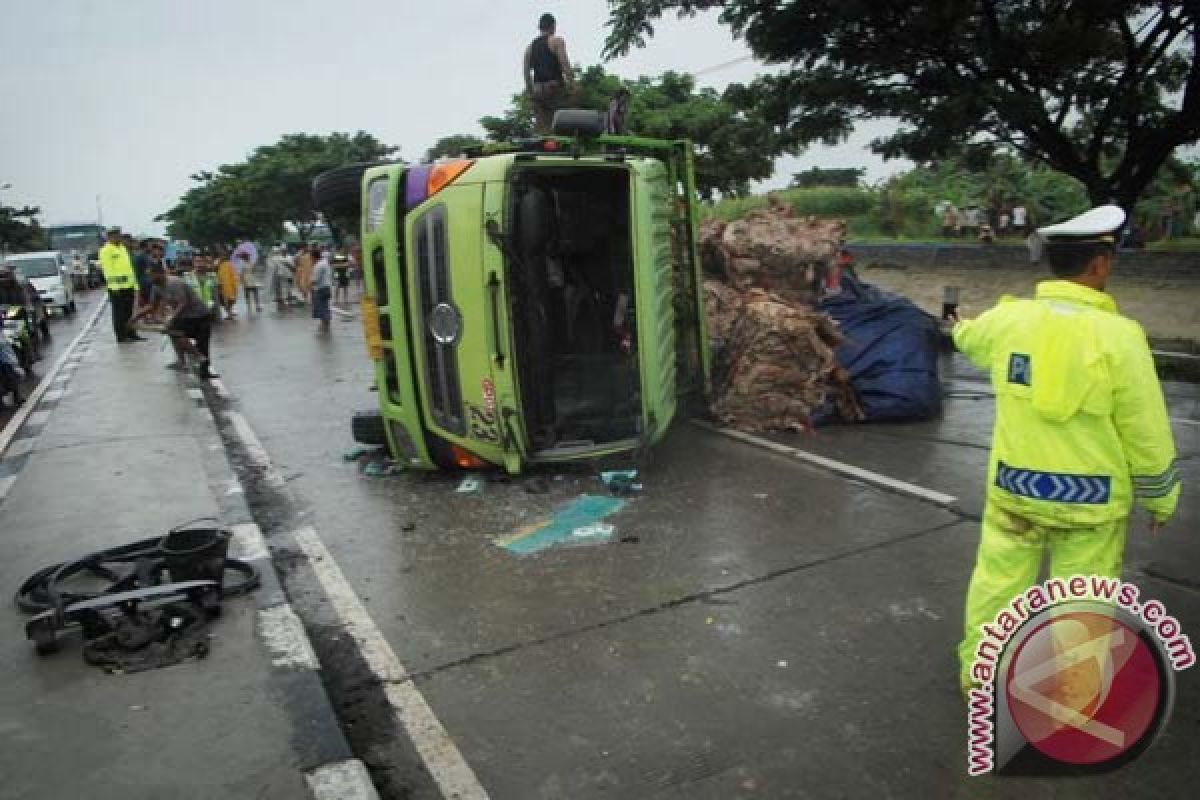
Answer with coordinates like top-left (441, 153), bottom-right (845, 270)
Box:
top-left (953, 205), bottom-right (1181, 690)
top-left (98, 227), bottom-right (145, 343)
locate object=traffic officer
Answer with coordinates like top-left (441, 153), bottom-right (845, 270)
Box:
top-left (98, 227), bottom-right (145, 343)
top-left (953, 205), bottom-right (1180, 691)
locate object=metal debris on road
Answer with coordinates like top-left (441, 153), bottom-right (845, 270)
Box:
top-left (15, 520), bottom-right (260, 671)
top-left (455, 474), bottom-right (484, 493)
top-left (342, 444), bottom-right (375, 462)
top-left (600, 469), bottom-right (640, 495)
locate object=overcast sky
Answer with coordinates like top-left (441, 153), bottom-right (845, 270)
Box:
top-left (0, 0), bottom-right (904, 236)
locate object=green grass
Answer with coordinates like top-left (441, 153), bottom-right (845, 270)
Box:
top-left (702, 187), bottom-right (1200, 251)
top-left (1145, 237), bottom-right (1200, 252)
top-left (701, 187), bottom-right (875, 222)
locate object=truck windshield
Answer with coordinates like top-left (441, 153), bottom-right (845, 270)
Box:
top-left (47, 225), bottom-right (104, 255)
top-left (12, 257), bottom-right (59, 278)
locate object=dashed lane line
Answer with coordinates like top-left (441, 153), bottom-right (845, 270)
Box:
top-left (220, 404), bottom-right (490, 799)
top-left (306, 759), bottom-right (380, 800)
top-left (292, 526), bottom-right (491, 800)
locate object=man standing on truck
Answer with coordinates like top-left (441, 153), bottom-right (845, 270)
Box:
top-left (99, 227), bottom-right (145, 343)
top-left (952, 205), bottom-right (1180, 695)
top-left (524, 12), bottom-right (575, 134)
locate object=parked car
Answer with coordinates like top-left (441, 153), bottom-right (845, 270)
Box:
top-left (313, 109), bottom-right (710, 474)
top-left (5, 251), bottom-right (76, 315)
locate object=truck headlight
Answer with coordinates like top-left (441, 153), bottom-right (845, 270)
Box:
top-left (366, 177), bottom-right (389, 232)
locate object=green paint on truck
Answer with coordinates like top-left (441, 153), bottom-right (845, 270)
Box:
top-left (316, 114), bottom-right (709, 474)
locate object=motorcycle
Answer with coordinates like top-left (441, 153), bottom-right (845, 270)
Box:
top-left (1, 304), bottom-right (40, 373)
top-left (0, 323), bottom-right (24, 406)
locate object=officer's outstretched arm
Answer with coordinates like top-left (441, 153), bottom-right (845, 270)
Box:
top-left (951, 307), bottom-right (999, 371)
top-left (1112, 323), bottom-right (1181, 522)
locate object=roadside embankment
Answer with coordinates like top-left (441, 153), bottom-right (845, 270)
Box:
top-left (849, 243), bottom-right (1200, 363)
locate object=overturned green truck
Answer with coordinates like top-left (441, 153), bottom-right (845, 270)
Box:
top-left (313, 110), bottom-right (710, 474)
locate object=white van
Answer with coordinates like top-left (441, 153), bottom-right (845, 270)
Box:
top-left (4, 251), bottom-right (76, 315)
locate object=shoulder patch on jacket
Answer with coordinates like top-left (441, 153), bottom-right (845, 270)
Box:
top-left (1007, 353), bottom-right (1031, 386)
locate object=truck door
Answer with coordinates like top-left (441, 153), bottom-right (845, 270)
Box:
top-left (405, 182), bottom-right (509, 467)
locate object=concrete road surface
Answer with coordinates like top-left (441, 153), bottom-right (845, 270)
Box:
top-left (188, 293), bottom-right (1199, 799)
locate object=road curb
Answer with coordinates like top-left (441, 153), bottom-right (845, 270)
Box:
top-left (185, 374), bottom-right (380, 800)
top-left (192, 376), bottom-right (489, 799)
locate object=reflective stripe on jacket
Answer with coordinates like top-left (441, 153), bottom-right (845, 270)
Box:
top-left (98, 243), bottom-right (136, 290)
top-left (954, 280), bottom-right (1180, 525)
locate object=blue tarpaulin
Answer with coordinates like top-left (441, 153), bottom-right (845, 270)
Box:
top-left (814, 273), bottom-right (942, 424)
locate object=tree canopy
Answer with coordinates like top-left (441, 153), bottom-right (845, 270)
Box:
top-left (604, 1), bottom-right (1200, 207)
top-left (0, 203), bottom-right (45, 253)
top-left (158, 132), bottom-right (397, 245)
top-left (424, 134), bottom-right (486, 162)
top-left (790, 167), bottom-right (864, 189)
top-left (481, 65), bottom-right (787, 198)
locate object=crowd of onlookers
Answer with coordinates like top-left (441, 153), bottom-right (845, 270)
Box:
top-left (83, 229), bottom-right (362, 385)
top-left (158, 241), bottom-right (360, 331)
top-left (938, 202), bottom-right (1029, 243)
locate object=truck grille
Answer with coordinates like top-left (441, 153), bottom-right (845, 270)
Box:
top-left (414, 205), bottom-right (465, 435)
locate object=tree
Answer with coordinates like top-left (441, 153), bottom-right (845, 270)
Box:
top-left (158, 131), bottom-right (397, 246)
top-left (0, 203), bottom-right (46, 253)
top-left (791, 167), bottom-right (864, 189)
top-left (424, 134), bottom-right (486, 162)
top-left (604, 1), bottom-right (1200, 208)
top-left (481, 65), bottom-right (787, 198)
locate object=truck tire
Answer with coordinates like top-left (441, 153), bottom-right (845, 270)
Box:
top-left (551, 109), bottom-right (606, 137)
top-left (312, 163), bottom-right (372, 221)
top-left (351, 409), bottom-right (388, 446)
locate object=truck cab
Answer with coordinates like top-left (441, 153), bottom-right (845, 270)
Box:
top-left (315, 111), bottom-right (709, 474)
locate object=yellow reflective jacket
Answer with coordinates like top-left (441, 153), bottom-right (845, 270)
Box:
top-left (98, 243), bottom-right (136, 290)
top-left (954, 280), bottom-right (1180, 526)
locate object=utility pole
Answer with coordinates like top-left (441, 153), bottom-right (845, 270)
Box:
top-left (0, 182), bottom-right (12, 262)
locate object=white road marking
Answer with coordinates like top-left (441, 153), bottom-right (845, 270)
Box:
top-left (1172, 417), bottom-right (1199, 427)
top-left (40, 388), bottom-right (68, 404)
top-left (26, 411), bottom-right (51, 428)
top-left (293, 525), bottom-right (490, 800)
top-left (0, 298), bottom-right (107, 458)
top-left (0, 475), bottom-right (16, 502)
top-left (186, 387), bottom-right (204, 402)
top-left (2, 438), bottom-right (34, 460)
top-left (230, 522), bottom-right (270, 562)
top-left (695, 421), bottom-right (959, 508)
top-left (1153, 349), bottom-right (1200, 361)
top-left (210, 378), bottom-right (231, 399)
top-left (306, 759), bottom-right (380, 800)
top-left (225, 410), bottom-right (286, 489)
top-left (257, 604), bottom-right (321, 671)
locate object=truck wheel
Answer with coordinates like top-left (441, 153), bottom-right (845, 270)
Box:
top-left (551, 109), bottom-right (606, 137)
top-left (351, 409), bottom-right (388, 446)
top-left (313, 164), bottom-right (373, 222)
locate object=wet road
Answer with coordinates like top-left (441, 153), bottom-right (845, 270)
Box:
top-left (0, 289), bottom-right (105, 430)
top-left (204, 293), bottom-right (1200, 799)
